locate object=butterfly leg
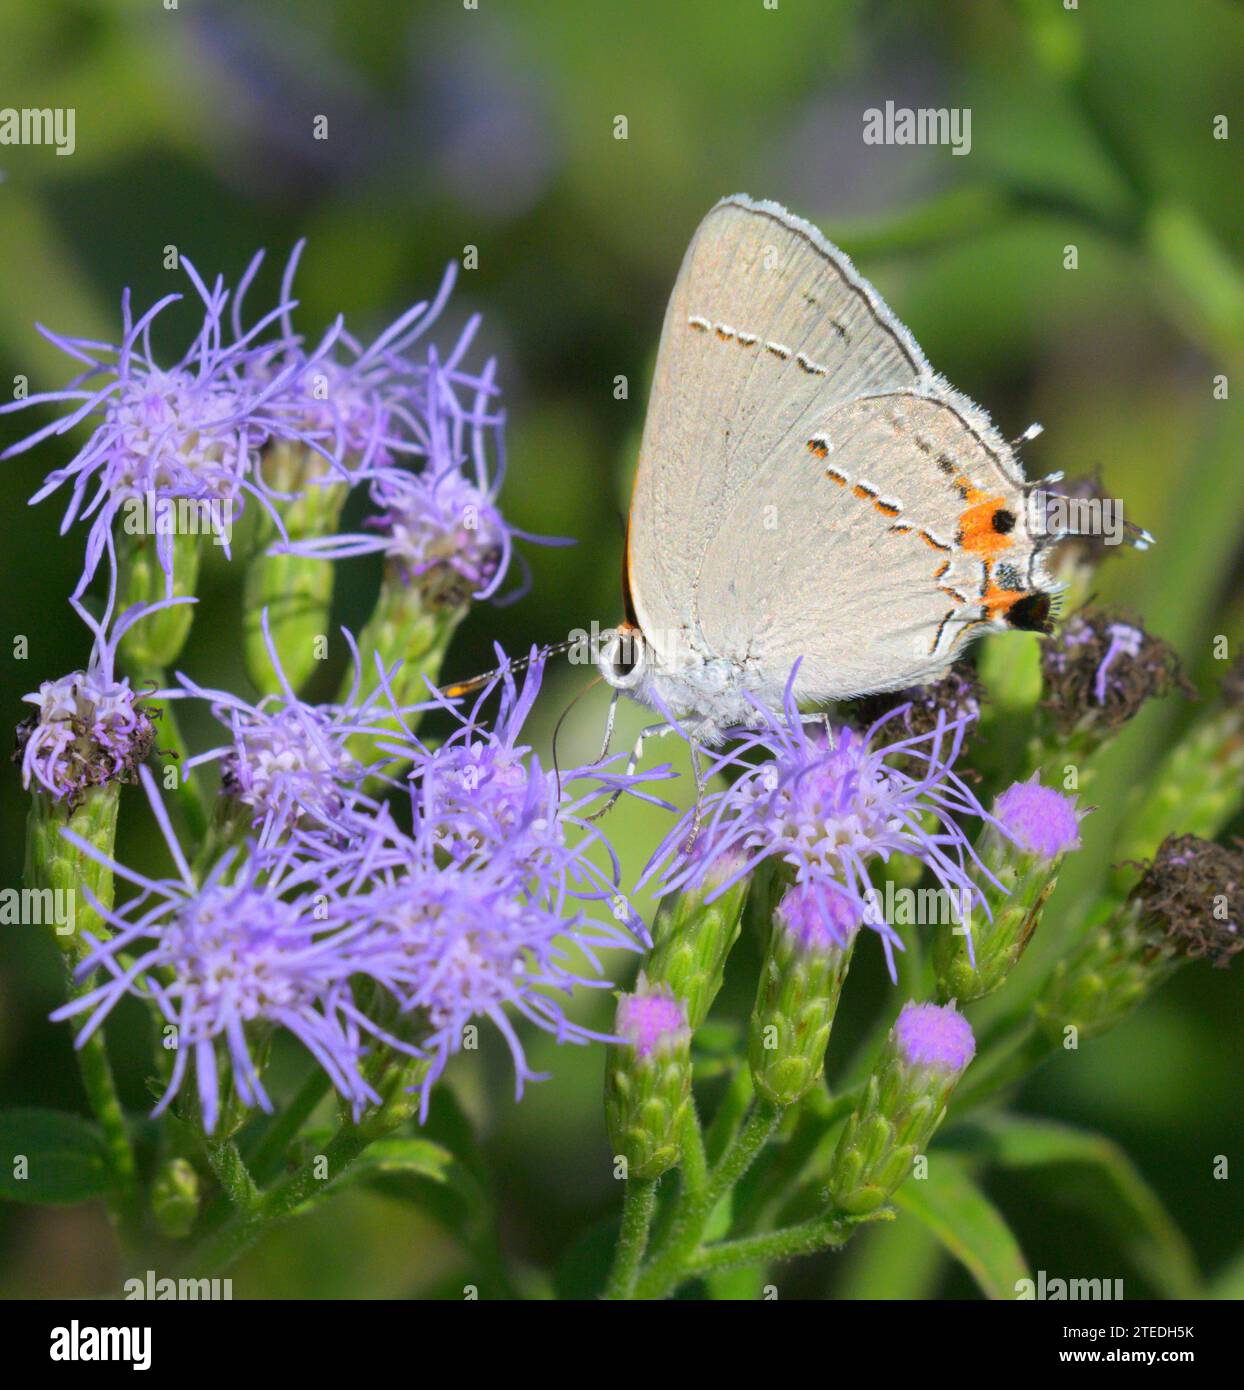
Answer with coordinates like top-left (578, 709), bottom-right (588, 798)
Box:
top-left (585, 719), bottom-right (682, 823)
top-left (595, 687), bottom-right (621, 764)
top-left (681, 740), bottom-right (707, 855)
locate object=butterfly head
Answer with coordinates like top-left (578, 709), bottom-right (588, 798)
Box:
top-left (597, 621), bottom-right (648, 692)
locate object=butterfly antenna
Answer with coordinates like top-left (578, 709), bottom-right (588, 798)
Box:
top-left (551, 673), bottom-right (604, 801)
top-left (1022, 468), bottom-right (1155, 554)
top-left (441, 637), bottom-right (578, 699)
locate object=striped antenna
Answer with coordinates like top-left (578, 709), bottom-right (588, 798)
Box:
top-left (441, 637), bottom-right (579, 699)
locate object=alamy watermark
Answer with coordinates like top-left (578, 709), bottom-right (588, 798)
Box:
top-left (49, 1322), bottom-right (151, 1371)
top-left (0, 107), bottom-right (75, 157)
top-left (124, 1270), bottom-right (233, 1300)
top-left (863, 101), bottom-right (971, 157)
top-left (1027, 489), bottom-right (1130, 547)
top-left (1015, 1270), bottom-right (1125, 1300)
top-left (120, 492), bottom-right (234, 547)
top-left (0, 887), bottom-right (75, 934)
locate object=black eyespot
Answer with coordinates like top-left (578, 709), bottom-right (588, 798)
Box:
top-left (992, 509), bottom-right (1017, 534)
top-left (1006, 593), bottom-right (1053, 633)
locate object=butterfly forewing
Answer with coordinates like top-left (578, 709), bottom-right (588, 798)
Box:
top-left (628, 194), bottom-right (933, 657)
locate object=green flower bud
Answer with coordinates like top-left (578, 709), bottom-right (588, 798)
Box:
top-left (604, 980), bottom-right (692, 1180)
top-left (117, 530), bottom-right (202, 672)
top-left (345, 572), bottom-right (468, 764)
top-left (828, 1002), bottom-right (975, 1215)
top-left (748, 884), bottom-right (857, 1107)
top-left (152, 1157), bottom-right (200, 1239)
top-left (644, 854), bottom-right (751, 1031)
top-left (934, 776), bottom-right (1085, 1003)
top-left (243, 443), bottom-right (349, 696)
top-left (23, 784), bottom-right (119, 966)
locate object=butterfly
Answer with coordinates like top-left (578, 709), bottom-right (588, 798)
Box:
top-left (595, 193), bottom-right (1062, 757)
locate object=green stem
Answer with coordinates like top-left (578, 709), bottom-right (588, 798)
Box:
top-left (705, 1101), bottom-right (781, 1209)
top-left (73, 1009), bottom-right (141, 1239)
top-left (679, 1103), bottom-right (709, 1202)
top-left (187, 1121), bottom-right (374, 1276)
top-left (202, 1136), bottom-right (260, 1213)
top-left (702, 1064), bottom-right (753, 1166)
top-left (135, 667), bottom-right (209, 842)
top-left (183, 1048), bottom-right (431, 1276)
top-left (685, 1208), bottom-right (891, 1279)
top-left (634, 1100), bottom-right (781, 1300)
top-left (736, 1087), bottom-right (837, 1231)
top-left (603, 1178), bottom-right (659, 1300)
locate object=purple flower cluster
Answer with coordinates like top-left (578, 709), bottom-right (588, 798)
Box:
top-left (994, 776), bottom-right (1085, 860)
top-left (1, 245), bottom-right (533, 604)
top-left (162, 611), bottom-right (427, 844)
top-left (893, 1001), bottom-right (975, 1074)
top-left (283, 340), bottom-right (561, 605)
top-left (646, 668), bottom-right (1000, 976)
top-left (385, 649), bottom-right (673, 908)
top-left (15, 596), bottom-right (188, 803)
top-left (53, 650), bottom-right (672, 1129)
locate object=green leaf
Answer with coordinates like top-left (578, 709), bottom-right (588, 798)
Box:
top-left (346, 1138), bottom-right (453, 1183)
top-left (943, 1113), bottom-right (1199, 1298)
top-left (893, 1154), bottom-right (1030, 1299)
top-left (347, 1137), bottom-right (473, 1227)
top-left (0, 1109), bottom-right (116, 1206)
top-left (344, 1122), bottom-right (489, 1247)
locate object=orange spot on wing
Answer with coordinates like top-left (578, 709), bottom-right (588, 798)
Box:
top-left (955, 475), bottom-right (1013, 560)
top-left (980, 564), bottom-right (1027, 622)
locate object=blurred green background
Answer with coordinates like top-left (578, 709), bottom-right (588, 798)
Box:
top-left (1, 0), bottom-right (1242, 1298)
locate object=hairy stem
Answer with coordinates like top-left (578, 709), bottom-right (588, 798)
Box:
top-left (634, 1100), bottom-right (782, 1300)
top-left (603, 1178), bottom-right (659, 1300)
top-left (685, 1208), bottom-right (892, 1279)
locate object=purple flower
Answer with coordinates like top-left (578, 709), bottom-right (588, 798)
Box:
top-left (15, 596), bottom-right (188, 803)
top-left (49, 769), bottom-right (402, 1132)
top-left (282, 330), bottom-right (566, 606)
top-left (164, 611), bottom-right (429, 842)
top-left (846, 668), bottom-right (982, 747)
top-left (616, 983), bottom-right (689, 1058)
top-left (244, 248), bottom-right (464, 476)
top-left (994, 776), bottom-right (1085, 859)
top-left (309, 810), bottom-right (643, 1116)
top-left (384, 647), bottom-right (676, 917)
top-left (0, 249), bottom-right (346, 597)
top-left (1091, 622), bottom-right (1143, 704)
top-left (775, 881), bottom-right (862, 954)
top-left (1042, 609), bottom-right (1192, 736)
top-left (893, 1001), bottom-right (975, 1073)
top-left (645, 666), bottom-right (998, 976)
top-left (365, 457), bottom-right (510, 604)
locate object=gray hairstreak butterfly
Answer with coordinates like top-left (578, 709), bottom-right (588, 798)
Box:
top-left (595, 193), bottom-right (1065, 752)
